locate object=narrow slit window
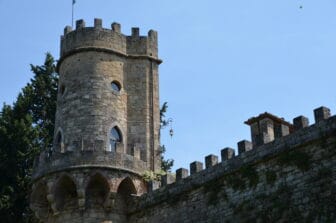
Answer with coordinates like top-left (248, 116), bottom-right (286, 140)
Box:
top-left (56, 131), bottom-right (64, 153)
top-left (60, 85), bottom-right (66, 96)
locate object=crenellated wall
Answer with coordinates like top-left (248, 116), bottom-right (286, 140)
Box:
top-left (31, 18), bottom-right (336, 222)
top-left (60, 19), bottom-right (159, 59)
top-left (127, 106), bottom-right (336, 222)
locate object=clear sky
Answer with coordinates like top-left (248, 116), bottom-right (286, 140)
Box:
top-left (1, 0), bottom-right (336, 171)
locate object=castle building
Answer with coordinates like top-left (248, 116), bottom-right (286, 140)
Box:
top-left (31, 19), bottom-right (336, 223)
top-left (30, 18), bottom-right (162, 222)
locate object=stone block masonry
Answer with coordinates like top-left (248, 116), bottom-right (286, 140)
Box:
top-left (30, 18), bottom-right (336, 223)
top-left (31, 18), bottom-right (162, 223)
top-left (128, 107), bottom-right (336, 222)
top-left (55, 19), bottom-right (162, 173)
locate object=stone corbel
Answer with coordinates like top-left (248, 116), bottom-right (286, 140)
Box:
top-left (77, 188), bottom-right (85, 210)
top-left (104, 192), bottom-right (116, 210)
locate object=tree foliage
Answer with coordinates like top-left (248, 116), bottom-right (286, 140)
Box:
top-left (0, 53), bottom-right (58, 222)
top-left (160, 102), bottom-right (174, 172)
top-left (160, 102), bottom-right (169, 127)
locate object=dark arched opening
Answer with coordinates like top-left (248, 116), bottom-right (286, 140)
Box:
top-left (54, 175), bottom-right (78, 211)
top-left (31, 182), bottom-right (50, 219)
top-left (117, 177), bottom-right (137, 197)
top-left (115, 177), bottom-right (137, 213)
top-left (85, 173), bottom-right (110, 208)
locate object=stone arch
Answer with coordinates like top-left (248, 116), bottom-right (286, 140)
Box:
top-left (30, 182), bottom-right (50, 219)
top-left (85, 172), bottom-right (110, 208)
top-left (117, 177), bottom-right (137, 197)
top-left (53, 175), bottom-right (78, 211)
top-left (115, 177), bottom-right (137, 213)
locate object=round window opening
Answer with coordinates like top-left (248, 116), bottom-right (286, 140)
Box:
top-left (111, 81), bottom-right (121, 92)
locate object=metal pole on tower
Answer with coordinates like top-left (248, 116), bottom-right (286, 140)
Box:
top-left (72, 0), bottom-right (76, 27)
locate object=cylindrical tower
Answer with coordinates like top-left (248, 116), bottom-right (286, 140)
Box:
top-left (30, 18), bottom-right (162, 223)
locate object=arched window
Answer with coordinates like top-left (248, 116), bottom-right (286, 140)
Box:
top-left (55, 130), bottom-right (64, 153)
top-left (108, 127), bottom-right (122, 152)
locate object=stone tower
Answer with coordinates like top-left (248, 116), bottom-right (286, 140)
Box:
top-left (30, 18), bottom-right (162, 223)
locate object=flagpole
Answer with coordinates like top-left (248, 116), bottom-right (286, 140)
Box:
top-left (72, 0), bottom-right (74, 27)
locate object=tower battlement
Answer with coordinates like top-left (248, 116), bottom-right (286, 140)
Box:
top-left (60, 18), bottom-right (160, 62)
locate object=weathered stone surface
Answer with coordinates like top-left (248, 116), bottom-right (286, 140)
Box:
top-left (147, 180), bottom-right (160, 192)
top-left (190, 161), bottom-right (203, 175)
top-left (314, 106), bottom-right (331, 123)
top-left (245, 113), bottom-right (293, 147)
top-left (237, 140), bottom-right (252, 154)
top-left (43, 18), bottom-right (162, 175)
top-left (94, 18), bottom-right (102, 28)
top-left (31, 17), bottom-right (336, 223)
top-left (293, 115), bottom-right (309, 130)
top-left (31, 19), bottom-right (162, 223)
top-left (221, 147), bottom-right (235, 161)
top-left (161, 174), bottom-right (175, 186)
top-left (176, 168), bottom-right (188, 181)
top-left (128, 115), bottom-right (336, 223)
top-left (205, 154), bottom-right (218, 168)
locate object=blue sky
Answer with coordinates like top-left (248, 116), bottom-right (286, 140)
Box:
top-left (1, 0), bottom-right (336, 171)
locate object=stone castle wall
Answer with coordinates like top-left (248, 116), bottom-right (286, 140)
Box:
top-left (53, 19), bottom-right (162, 173)
top-left (31, 19), bottom-right (336, 223)
top-left (31, 168), bottom-right (147, 223)
top-left (31, 19), bottom-right (163, 223)
top-left (128, 107), bottom-right (336, 222)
